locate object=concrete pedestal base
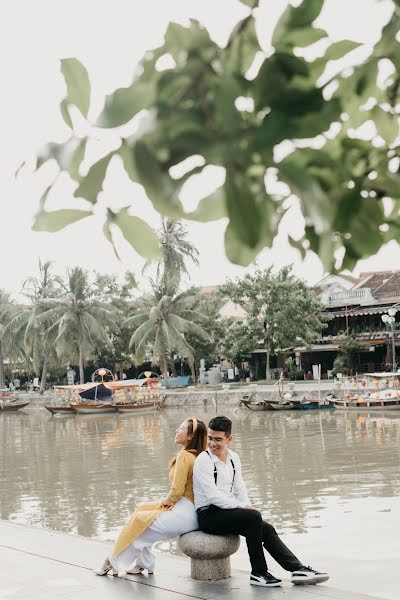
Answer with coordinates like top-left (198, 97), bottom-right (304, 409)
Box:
top-left (179, 531), bottom-right (240, 581)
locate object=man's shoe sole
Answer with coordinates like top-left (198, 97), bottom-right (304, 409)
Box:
top-left (292, 574), bottom-right (329, 585)
top-left (250, 581), bottom-right (281, 587)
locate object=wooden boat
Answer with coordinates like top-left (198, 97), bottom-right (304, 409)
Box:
top-left (292, 398), bottom-right (335, 410)
top-left (333, 397), bottom-right (400, 410)
top-left (70, 402), bottom-right (116, 414)
top-left (45, 405), bottom-right (75, 415)
top-left (241, 396), bottom-right (294, 411)
top-left (114, 393), bottom-right (167, 414)
top-left (115, 401), bottom-right (159, 413)
top-left (240, 378), bottom-right (295, 411)
top-left (335, 372), bottom-right (400, 410)
top-left (45, 376), bottom-right (165, 416)
top-left (0, 398), bottom-right (31, 412)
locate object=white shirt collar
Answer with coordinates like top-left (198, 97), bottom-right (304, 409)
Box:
top-left (206, 448), bottom-right (234, 464)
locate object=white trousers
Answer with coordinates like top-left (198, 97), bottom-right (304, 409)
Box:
top-left (109, 497), bottom-right (198, 574)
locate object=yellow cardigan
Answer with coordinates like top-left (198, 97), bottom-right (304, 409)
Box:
top-left (112, 449), bottom-right (196, 557)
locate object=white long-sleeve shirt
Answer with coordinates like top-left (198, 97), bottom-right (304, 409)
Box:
top-left (193, 448), bottom-right (251, 510)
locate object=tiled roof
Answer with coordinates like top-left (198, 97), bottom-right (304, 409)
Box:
top-left (358, 271), bottom-right (400, 295)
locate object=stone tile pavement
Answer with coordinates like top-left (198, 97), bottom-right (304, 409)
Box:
top-left (0, 520), bottom-right (381, 600)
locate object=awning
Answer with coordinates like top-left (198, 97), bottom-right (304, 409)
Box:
top-left (329, 306), bottom-right (396, 317)
top-left (294, 344), bottom-right (339, 353)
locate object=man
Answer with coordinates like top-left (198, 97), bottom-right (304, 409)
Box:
top-left (193, 415), bottom-right (329, 588)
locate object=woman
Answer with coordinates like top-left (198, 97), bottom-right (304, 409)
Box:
top-left (95, 416), bottom-right (206, 577)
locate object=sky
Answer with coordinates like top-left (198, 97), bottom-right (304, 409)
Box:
top-left (1, 0), bottom-right (397, 297)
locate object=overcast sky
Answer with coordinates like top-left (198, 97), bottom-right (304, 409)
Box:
top-left (1, 0), bottom-right (397, 296)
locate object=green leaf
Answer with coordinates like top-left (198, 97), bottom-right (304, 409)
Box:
top-left (164, 20), bottom-right (213, 58)
top-left (294, 98), bottom-right (341, 138)
top-left (224, 222), bottom-right (262, 266)
top-left (224, 17), bottom-right (259, 75)
top-left (368, 173), bottom-right (400, 199)
top-left (185, 187), bottom-right (226, 222)
top-left (32, 209), bottom-right (92, 232)
top-left (272, 0), bottom-right (324, 48)
top-left (279, 160), bottom-right (333, 234)
top-left (103, 219), bottom-right (121, 260)
top-left (98, 79), bottom-right (155, 128)
top-left (70, 139), bottom-right (86, 182)
top-left (113, 208), bottom-right (160, 259)
top-left (371, 106), bottom-right (398, 145)
top-left (284, 27), bottom-right (327, 48)
top-left (324, 40), bottom-right (361, 61)
top-left (345, 198), bottom-right (384, 257)
top-left (60, 58), bottom-right (91, 118)
top-left (239, 0), bottom-right (256, 7)
top-left (213, 76), bottom-right (242, 135)
top-left (38, 184), bottom-right (53, 210)
top-left (60, 99), bottom-right (73, 129)
top-left (225, 168), bottom-right (262, 248)
top-left (133, 141), bottom-right (182, 218)
top-left (36, 138), bottom-right (82, 172)
top-left (119, 143), bottom-right (139, 181)
top-left (74, 153), bottom-right (113, 203)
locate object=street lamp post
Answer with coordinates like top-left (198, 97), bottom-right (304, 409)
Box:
top-left (381, 308), bottom-right (397, 372)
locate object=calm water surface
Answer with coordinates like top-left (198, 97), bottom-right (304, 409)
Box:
top-left (1, 406), bottom-right (399, 598)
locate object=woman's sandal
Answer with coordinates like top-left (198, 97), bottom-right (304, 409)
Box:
top-left (123, 565), bottom-right (154, 576)
top-left (93, 559), bottom-right (118, 576)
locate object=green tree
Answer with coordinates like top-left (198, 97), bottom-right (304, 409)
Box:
top-left (0, 291), bottom-right (17, 387)
top-left (218, 319), bottom-right (255, 366)
top-left (221, 267), bottom-right (327, 379)
top-left (25, 0), bottom-right (400, 273)
top-left (125, 288), bottom-right (209, 382)
top-left (39, 267), bottom-right (119, 383)
top-left (335, 334), bottom-right (364, 373)
top-left (144, 219), bottom-right (199, 294)
top-left (21, 261), bottom-right (60, 393)
top-left (91, 272), bottom-right (137, 374)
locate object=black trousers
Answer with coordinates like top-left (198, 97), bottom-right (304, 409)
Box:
top-left (198, 505), bottom-right (302, 575)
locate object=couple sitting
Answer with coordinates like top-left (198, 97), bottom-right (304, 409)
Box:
top-left (95, 415), bottom-right (329, 588)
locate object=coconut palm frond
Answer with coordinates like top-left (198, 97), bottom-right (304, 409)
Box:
top-left (124, 313), bottom-right (148, 327)
top-left (130, 320), bottom-right (155, 348)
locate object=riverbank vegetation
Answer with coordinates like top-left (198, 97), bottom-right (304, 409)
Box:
top-left (0, 221), bottom-right (327, 390)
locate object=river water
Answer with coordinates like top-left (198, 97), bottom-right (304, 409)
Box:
top-left (1, 406), bottom-right (399, 599)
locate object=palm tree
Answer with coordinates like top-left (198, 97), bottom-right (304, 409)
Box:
top-left (0, 290), bottom-right (17, 387)
top-left (20, 260), bottom-right (60, 393)
top-left (144, 219), bottom-right (199, 294)
top-left (38, 267), bottom-right (119, 383)
top-left (125, 289), bottom-right (208, 382)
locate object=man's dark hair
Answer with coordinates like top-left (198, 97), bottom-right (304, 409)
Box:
top-left (208, 415), bottom-right (232, 436)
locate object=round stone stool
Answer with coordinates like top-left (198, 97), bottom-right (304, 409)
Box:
top-left (179, 531), bottom-right (240, 581)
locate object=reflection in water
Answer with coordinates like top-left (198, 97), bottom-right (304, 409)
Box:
top-left (1, 408), bottom-right (400, 542)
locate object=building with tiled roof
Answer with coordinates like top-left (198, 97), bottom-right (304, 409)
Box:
top-left (295, 271), bottom-right (400, 377)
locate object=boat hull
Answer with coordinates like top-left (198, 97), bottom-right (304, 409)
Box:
top-left (114, 402), bottom-right (159, 413)
top-left (70, 403), bottom-right (116, 414)
top-left (45, 405), bottom-right (75, 415)
top-left (0, 401), bottom-right (31, 412)
top-left (334, 400), bottom-right (400, 410)
top-left (242, 400), bottom-right (274, 411)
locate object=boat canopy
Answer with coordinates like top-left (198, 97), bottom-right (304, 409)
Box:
top-left (79, 383), bottom-right (113, 401)
top-left (363, 372), bottom-right (400, 378)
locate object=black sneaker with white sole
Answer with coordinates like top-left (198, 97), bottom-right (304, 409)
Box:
top-left (250, 572), bottom-right (282, 587)
top-left (291, 566), bottom-right (329, 585)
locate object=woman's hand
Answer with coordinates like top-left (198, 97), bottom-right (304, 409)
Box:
top-left (160, 498), bottom-right (174, 510)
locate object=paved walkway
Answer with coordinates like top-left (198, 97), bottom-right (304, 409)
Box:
top-left (0, 520), bottom-right (381, 600)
